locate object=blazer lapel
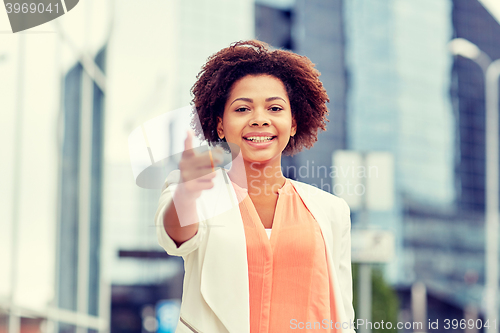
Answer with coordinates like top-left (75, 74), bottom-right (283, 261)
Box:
top-left (199, 169), bottom-right (250, 333)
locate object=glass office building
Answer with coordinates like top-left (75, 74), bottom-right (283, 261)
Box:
top-left (404, 0), bottom-right (500, 313)
top-left (256, 0), bottom-right (348, 189)
top-left (452, 0), bottom-right (500, 213)
top-left (57, 47), bottom-right (107, 333)
top-left (292, 0), bottom-right (348, 187)
top-left (343, 0), bottom-right (500, 316)
top-left (343, 0), bottom-right (455, 284)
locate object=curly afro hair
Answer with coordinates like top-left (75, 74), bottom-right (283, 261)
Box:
top-left (191, 40), bottom-right (329, 156)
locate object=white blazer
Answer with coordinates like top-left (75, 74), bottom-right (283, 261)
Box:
top-left (155, 169), bottom-right (355, 333)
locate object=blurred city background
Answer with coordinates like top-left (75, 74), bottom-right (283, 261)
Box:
top-left (1, 0), bottom-right (500, 332)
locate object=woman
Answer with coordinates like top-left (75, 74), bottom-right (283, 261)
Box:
top-left (155, 40), bottom-right (355, 333)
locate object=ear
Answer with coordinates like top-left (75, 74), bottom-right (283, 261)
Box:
top-left (291, 116), bottom-right (297, 137)
top-left (217, 117), bottom-right (225, 139)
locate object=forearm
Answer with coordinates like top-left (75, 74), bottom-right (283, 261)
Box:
top-left (163, 189), bottom-right (199, 247)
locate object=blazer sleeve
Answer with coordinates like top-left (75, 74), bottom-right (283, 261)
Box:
top-left (154, 170), bottom-right (206, 257)
top-left (339, 198), bottom-right (356, 329)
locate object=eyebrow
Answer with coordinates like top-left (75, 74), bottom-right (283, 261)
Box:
top-left (230, 96), bottom-right (287, 106)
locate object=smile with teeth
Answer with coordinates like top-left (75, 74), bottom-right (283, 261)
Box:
top-left (244, 136), bottom-right (276, 142)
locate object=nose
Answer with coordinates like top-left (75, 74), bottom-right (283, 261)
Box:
top-left (249, 108), bottom-right (270, 127)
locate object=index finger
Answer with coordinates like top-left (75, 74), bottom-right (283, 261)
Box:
top-left (183, 130), bottom-right (195, 156)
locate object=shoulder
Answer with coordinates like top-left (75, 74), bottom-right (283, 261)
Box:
top-left (290, 179), bottom-right (350, 213)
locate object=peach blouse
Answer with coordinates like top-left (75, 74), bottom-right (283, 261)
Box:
top-left (232, 179), bottom-right (340, 332)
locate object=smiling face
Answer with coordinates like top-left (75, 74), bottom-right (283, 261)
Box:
top-left (217, 74), bottom-right (297, 166)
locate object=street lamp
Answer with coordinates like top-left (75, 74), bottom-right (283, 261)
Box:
top-left (449, 37), bottom-right (500, 332)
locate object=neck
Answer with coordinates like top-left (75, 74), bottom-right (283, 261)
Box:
top-left (228, 152), bottom-right (285, 196)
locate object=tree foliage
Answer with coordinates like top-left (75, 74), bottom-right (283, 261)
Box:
top-left (352, 264), bottom-right (400, 332)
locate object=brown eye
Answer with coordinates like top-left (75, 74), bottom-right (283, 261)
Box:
top-left (270, 106), bottom-right (283, 112)
top-left (236, 107), bottom-right (249, 112)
